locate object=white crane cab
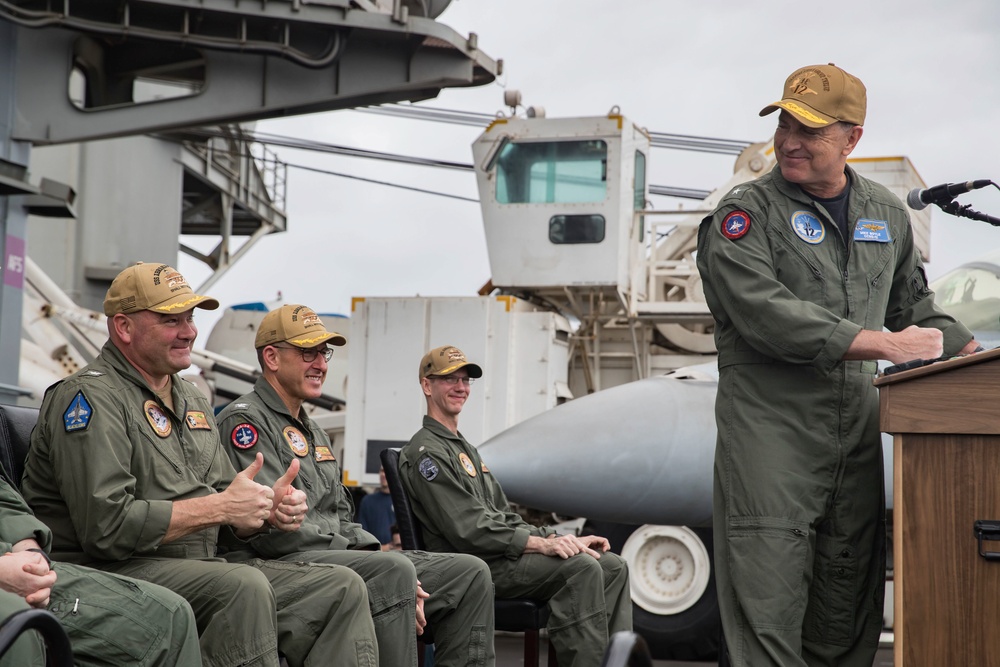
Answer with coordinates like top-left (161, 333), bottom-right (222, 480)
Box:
top-left (472, 112), bottom-right (649, 297)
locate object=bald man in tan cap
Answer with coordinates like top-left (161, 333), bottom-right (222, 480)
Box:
top-left (217, 305), bottom-right (496, 667)
top-left (22, 263), bottom-right (378, 667)
top-left (697, 66), bottom-right (980, 666)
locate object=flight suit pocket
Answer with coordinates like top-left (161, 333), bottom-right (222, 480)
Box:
top-left (904, 266), bottom-right (932, 306)
top-left (728, 517), bottom-right (809, 630)
top-left (803, 536), bottom-right (858, 647)
top-left (48, 572), bottom-right (164, 663)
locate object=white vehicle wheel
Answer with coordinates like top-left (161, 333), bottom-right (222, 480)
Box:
top-left (621, 524), bottom-right (712, 616)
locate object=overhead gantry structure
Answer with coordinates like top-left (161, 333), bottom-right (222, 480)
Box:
top-left (0, 0), bottom-right (498, 401)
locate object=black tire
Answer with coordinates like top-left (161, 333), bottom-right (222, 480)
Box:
top-left (584, 522), bottom-right (721, 662)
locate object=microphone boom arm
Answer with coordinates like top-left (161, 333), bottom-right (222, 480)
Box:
top-left (937, 197), bottom-right (1000, 228)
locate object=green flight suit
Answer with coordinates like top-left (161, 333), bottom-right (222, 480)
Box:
top-left (0, 475), bottom-right (202, 666)
top-left (696, 165), bottom-right (973, 667)
top-left (400, 416), bottom-right (632, 667)
top-left (21, 342), bottom-right (378, 667)
top-left (217, 378), bottom-right (495, 667)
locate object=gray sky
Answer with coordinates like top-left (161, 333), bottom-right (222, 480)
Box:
top-left (181, 0), bottom-right (1000, 336)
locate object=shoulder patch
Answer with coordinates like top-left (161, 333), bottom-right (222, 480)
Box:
top-left (721, 211), bottom-right (751, 240)
top-left (231, 423), bottom-right (259, 449)
top-left (63, 390), bottom-right (93, 433)
top-left (418, 455), bottom-right (439, 481)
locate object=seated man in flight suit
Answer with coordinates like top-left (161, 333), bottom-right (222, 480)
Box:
top-left (21, 262), bottom-right (378, 667)
top-left (0, 470), bottom-right (202, 666)
top-left (216, 304), bottom-right (495, 667)
top-left (399, 345), bottom-right (633, 667)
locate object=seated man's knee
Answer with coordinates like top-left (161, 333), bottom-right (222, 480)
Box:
top-left (220, 564), bottom-right (275, 607)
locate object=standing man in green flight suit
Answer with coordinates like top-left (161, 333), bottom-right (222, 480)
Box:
top-left (697, 63), bottom-right (981, 667)
top-left (21, 262), bottom-right (378, 667)
top-left (399, 345), bottom-right (632, 667)
top-left (0, 470), bottom-right (202, 666)
top-left (216, 304), bottom-right (496, 667)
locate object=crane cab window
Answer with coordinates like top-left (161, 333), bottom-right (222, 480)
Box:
top-left (549, 214), bottom-right (605, 244)
top-left (495, 140), bottom-right (608, 204)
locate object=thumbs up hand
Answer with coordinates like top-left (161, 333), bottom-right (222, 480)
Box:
top-left (223, 453), bottom-right (275, 531)
top-left (270, 458), bottom-right (309, 532)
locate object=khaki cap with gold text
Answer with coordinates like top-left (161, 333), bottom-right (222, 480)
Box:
top-left (419, 345), bottom-right (483, 380)
top-left (255, 304), bottom-right (347, 349)
top-left (103, 262), bottom-right (219, 316)
top-left (760, 63), bottom-right (867, 128)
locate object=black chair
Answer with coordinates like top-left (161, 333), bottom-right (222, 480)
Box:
top-left (0, 403), bottom-right (39, 488)
top-left (380, 447), bottom-right (557, 667)
top-left (0, 608), bottom-right (74, 667)
top-left (0, 406), bottom-right (73, 667)
top-left (599, 631), bottom-right (652, 667)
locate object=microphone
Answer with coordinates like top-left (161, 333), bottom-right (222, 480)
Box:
top-left (907, 179), bottom-right (993, 210)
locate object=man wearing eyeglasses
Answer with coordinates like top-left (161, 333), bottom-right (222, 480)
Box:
top-left (22, 264), bottom-right (377, 667)
top-left (399, 346), bottom-right (632, 667)
top-left (217, 306), bottom-right (495, 667)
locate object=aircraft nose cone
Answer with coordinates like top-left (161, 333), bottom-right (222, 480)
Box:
top-left (478, 374), bottom-right (719, 526)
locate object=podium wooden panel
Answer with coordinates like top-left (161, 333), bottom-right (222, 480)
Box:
top-left (875, 348), bottom-right (1000, 666)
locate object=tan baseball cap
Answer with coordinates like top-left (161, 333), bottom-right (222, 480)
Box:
top-left (760, 63), bottom-right (866, 128)
top-left (103, 262), bottom-right (219, 316)
top-left (255, 304), bottom-right (347, 349)
top-left (419, 345), bottom-right (483, 380)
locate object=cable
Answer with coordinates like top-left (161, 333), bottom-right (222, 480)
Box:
top-left (285, 161), bottom-right (479, 203)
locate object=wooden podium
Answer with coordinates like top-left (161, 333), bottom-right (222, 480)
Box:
top-left (875, 347), bottom-right (1000, 666)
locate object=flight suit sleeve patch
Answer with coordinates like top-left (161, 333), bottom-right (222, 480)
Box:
top-left (231, 423), bottom-right (259, 449)
top-left (63, 390), bottom-right (94, 433)
top-left (721, 210), bottom-right (751, 240)
top-left (418, 455), bottom-right (440, 481)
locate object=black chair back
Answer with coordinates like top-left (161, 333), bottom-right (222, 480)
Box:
top-left (0, 404), bottom-right (39, 489)
top-left (380, 447), bottom-right (426, 550)
top-left (0, 608), bottom-right (74, 667)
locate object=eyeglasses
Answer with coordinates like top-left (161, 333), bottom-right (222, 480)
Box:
top-left (273, 344), bottom-right (334, 363)
top-left (430, 375), bottom-right (475, 386)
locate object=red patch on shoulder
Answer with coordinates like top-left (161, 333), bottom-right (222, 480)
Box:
top-left (231, 423), bottom-right (258, 449)
top-left (721, 211), bottom-right (751, 240)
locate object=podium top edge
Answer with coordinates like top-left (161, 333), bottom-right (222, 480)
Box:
top-left (873, 346), bottom-right (1000, 387)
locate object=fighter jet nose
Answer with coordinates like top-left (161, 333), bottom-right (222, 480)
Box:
top-left (478, 373), bottom-right (719, 526)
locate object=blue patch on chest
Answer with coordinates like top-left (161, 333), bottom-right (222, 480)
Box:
top-left (790, 211), bottom-right (825, 245)
top-left (63, 390), bottom-right (93, 432)
top-left (853, 218), bottom-right (892, 243)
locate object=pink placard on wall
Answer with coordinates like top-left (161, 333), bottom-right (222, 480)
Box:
top-left (3, 235), bottom-right (25, 289)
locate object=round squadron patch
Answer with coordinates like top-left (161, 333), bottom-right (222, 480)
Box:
top-left (231, 423), bottom-right (258, 449)
top-left (283, 426), bottom-right (309, 457)
top-left (721, 211), bottom-right (751, 240)
top-left (418, 456), bottom-right (439, 481)
top-left (143, 400), bottom-right (171, 438)
top-left (790, 211), bottom-right (825, 244)
top-left (459, 452), bottom-right (477, 477)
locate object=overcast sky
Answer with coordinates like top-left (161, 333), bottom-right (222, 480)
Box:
top-left (181, 0), bottom-right (1000, 338)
